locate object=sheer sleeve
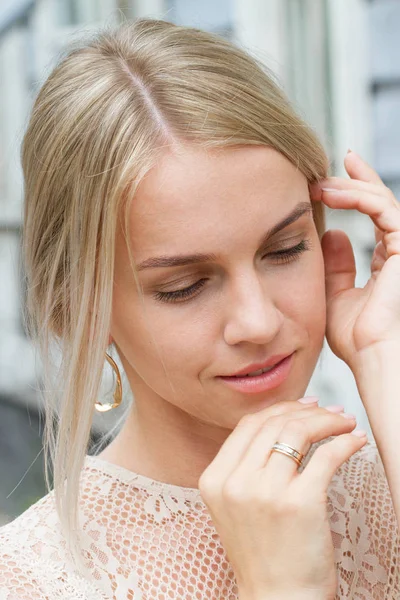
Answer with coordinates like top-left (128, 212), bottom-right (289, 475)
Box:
top-left (0, 549), bottom-right (96, 600)
top-left (0, 493), bottom-right (106, 600)
top-left (1, 442), bottom-right (399, 599)
top-left (325, 439), bottom-right (400, 598)
top-left (0, 549), bottom-right (103, 600)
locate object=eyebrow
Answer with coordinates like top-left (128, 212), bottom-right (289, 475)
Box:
top-left (136, 201), bottom-right (313, 271)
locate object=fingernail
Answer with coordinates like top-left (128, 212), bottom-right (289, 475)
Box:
top-left (347, 148), bottom-right (352, 154)
top-left (351, 429), bottom-right (367, 437)
top-left (340, 412), bottom-right (356, 420)
top-left (325, 405), bottom-right (344, 413)
top-left (298, 396), bottom-right (319, 404)
top-left (321, 188), bottom-right (345, 193)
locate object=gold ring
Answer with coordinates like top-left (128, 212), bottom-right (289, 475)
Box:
top-left (270, 442), bottom-right (305, 467)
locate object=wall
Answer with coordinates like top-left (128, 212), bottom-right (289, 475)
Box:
top-left (0, 0), bottom-right (390, 519)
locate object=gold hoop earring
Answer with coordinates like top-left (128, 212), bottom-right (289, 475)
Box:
top-left (94, 352), bottom-right (123, 412)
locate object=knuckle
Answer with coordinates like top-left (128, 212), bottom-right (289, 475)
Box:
top-left (384, 184), bottom-right (394, 197)
top-left (281, 417), bottom-right (308, 438)
top-left (263, 414), bottom-right (284, 429)
top-left (239, 413), bottom-right (255, 427)
top-left (257, 401), bottom-right (299, 421)
top-left (198, 472), bottom-right (219, 498)
top-left (313, 443), bottom-right (340, 463)
top-left (237, 402), bottom-right (312, 434)
top-left (271, 401), bottom-right (299, 416)
top-left (222, 477), bottom-right (251, 504)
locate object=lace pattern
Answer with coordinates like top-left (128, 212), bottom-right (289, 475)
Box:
top-left (0, 439), bottom-right (398, 599)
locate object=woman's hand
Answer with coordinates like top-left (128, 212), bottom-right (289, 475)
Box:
top-left (309, 151), bottom-right (400, 369)
top-left (198, 398), bottom-right (367, 600)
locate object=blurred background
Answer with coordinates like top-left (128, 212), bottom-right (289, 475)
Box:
top-left (0, 0), bottom-right (397, 524)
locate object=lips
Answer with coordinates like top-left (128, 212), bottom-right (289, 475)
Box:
top-left (218, 353), bottom-right (295, 395)
top-left (224, 353), bottom-right (293, 378)
top-left (238, 365), bottom-right (275, 377)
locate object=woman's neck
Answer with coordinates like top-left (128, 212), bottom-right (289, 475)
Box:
top-left (98, 395), bottom-right (229, 489)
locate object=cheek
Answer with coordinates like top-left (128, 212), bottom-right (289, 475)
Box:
top-left (113, 290), bottom-right (212, 380)
top-left (277, 248), bottom-right (326, 335)
top-left (150, 312), bottom-right (214, 375)
top-left (306, 254), bottom-right (327, 336)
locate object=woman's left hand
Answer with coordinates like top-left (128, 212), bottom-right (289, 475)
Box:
top-left (309, 150), bottom-right (400, 370)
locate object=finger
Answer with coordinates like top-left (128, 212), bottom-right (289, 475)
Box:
top-left (371, 240), bottom-right (387, 277)
top-left (308, 158), bottom-right (400, 237)
top-left (311, 177), bottom-right (385, 195)
top-left (309, 150), bottom-right (386, 200)
top-left (321, 230), bottom-right (356, 301)
top-left (383, 230), bottom-right (400, 258)
top-left (262, 413), bottom-right (358, 489)
top-left (309, 179), bottom-right (385, 204)
top-left (344, 150), bottom-right (384, 185)
top-left (198, 399), bottom-right (319, 489)
top-left (299, 432), bottom-right (368, 494)
top-left (232, 406), bottom-right (343, 476)
top-left (316, 188), bottom-right (400, 235)
top-left (375, 225), bottom-right (383, 245)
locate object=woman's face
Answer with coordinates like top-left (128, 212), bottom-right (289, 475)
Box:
top-left (111, 145), bottom-right (326, 430)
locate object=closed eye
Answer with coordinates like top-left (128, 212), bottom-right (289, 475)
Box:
top-left (153, 278), bottom-right (208, 303)
top-left (266, 239), bottom-right (311, 264)
top-left (153, 239), bottom-right (311, 304)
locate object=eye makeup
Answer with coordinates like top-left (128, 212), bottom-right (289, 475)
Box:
top-left (153, 238), bottom-right (311, 304)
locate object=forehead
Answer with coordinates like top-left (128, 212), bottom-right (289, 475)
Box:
top-left (127, 145), bottom-right (309, 257)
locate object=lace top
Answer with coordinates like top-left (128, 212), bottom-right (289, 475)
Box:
top-left (0, 439), bottom-right (399, 599)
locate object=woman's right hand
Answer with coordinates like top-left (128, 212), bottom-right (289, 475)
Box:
top-left (198, 398), bottom-right (368, 600)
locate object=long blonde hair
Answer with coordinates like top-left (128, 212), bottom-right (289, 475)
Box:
top-left (21, 17), bottom-right (328, 571)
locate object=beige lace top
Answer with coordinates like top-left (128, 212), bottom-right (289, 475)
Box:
top-left (0, 439), bottom-right (399, 599)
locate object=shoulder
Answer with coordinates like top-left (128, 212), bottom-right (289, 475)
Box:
top-left (0, 492), bottom-right (74, 598)
top-left (0, 492), bottom-right (58, 597)
top-left (0, 489), bottom-right (106, 599)
top-left (0, 489), bottom-right (60, 557)
top-left (322, 438), bottom-right (400, 597)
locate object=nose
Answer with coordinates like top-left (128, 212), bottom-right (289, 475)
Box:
top-left (223, 273), bottom-right (283, 346)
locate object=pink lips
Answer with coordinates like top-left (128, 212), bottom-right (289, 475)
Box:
top-left (218, 353), bottom-right (295, 394)
top-left (226, 353), bottom-right (293, 377)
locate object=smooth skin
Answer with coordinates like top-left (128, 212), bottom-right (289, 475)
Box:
top-left (198, 400), bottom-right (366, 600)
top-left (199, 150), bottom-right (400, 599)
top-left (100, 146), bottom-right (400, 598)
top-left (102, 145), bottom-right (328, 486)
top-left (310, 151), bottom-right (400, 528)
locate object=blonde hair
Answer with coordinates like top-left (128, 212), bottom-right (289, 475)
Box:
top-left (21, 17), bottom-right (328, 571)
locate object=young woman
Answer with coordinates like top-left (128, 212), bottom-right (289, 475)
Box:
top-left (0, 17), bottom-right (399, 600)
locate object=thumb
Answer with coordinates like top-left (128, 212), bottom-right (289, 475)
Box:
top-left (321, 230), bottom-right (356, 303)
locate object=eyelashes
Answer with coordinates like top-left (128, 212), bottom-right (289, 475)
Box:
top-left (154, 278), bottom-right (208, 303)
top-left (269, 239), bottom-right (311, 264)
top-left (153, 239), bottom-right (311, 304)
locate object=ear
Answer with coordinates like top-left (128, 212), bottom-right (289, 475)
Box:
top-left (107, 334), bottom-right (113, 346)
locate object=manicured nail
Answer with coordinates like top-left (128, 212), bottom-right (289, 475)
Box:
top-left (325, 405), bottom-right (344, 413)
top-left (321, 188), bottom-right (345, 193)
top-left (298, 396), bottom-right (319, 404)
top-left (340, 412), bottom-right (356, 420)
top-left (352, 429), bottom-right (367, 437)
